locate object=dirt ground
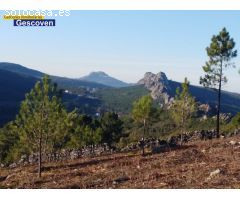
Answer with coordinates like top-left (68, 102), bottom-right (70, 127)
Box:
top-left (1, 135), bottom-right (240, 189)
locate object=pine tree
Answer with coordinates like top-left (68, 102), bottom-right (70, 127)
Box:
top-left (0, 123), bottom-right (19, 164)
top-left (100, 112), bottom-right (123, 149)
top-left (67, 115), bottom-right (102, 156)
top-left (229, 113), bottom-right (240, 130)
top-left (132, 95), bottom-right (153, 156)
top-left (83, 119), bottom-right (102, 155)
top-left (200, 28), bottom-right (237, 137)
top-left (171, 78), bottom-right (196, 145)
top-left (66, 114), bottom-right (86, 155)
top-left (14, 75), bottom-right (71, 178)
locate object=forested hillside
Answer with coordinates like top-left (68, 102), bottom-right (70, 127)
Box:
top-left (1, 62), bottom-right (240, 127)
top-left (0, 69), bottom-right (37, 126)
top-left (0, 69), bottom-right (101, 127)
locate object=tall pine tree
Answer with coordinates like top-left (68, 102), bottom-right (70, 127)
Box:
top-left (14, 75), bottom-right (71, 177)
top-left (200, 28), bottom-right (237, 137)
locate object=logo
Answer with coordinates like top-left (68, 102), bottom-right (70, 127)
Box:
top-left (14, 19), bottom-right (56, 27)
top-left (2, 10), bottom-right (71, 27)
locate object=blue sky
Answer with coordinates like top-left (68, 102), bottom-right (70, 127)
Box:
top-left (1, 11), bottom-right (240, 92)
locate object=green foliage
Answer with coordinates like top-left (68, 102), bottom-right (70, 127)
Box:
top-left (171, 78), bottom-right (197, 141)
top-left (96, 85), bottom-right (149, 114)
top-left (230, 113), bottom-right (240, 129)
top-left (100, 112), bottom-right (123, 148)
top-left (7, 75), bottom-right (76, 176)
top-left (13, 75), bottom-right (71, 156)
top-left (83, 119), bottom-right (102, 148)
top-left (223, 113), bottom-right (240, 132)
top-left (147, 108), bottom-right (175, 139)
top-left (188, 118), bottom-right (216, 131)
top-left (132, 95), bottom-right (154, 155)
top-left (66, 114), bottom-right (103, 151)
top-left (200, 28), bottom-right (237, 136)
top-left (65, 114), bottom-right (87, 150)
top-left (200, 27), bottom-right (237, 89)
top-left (0, 124), bottom-right (19, 164)
top-left (132, 95), bottom-right (154, 125)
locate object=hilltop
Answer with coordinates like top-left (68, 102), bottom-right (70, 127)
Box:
top-left (80, 71), bottom-right (131, 88)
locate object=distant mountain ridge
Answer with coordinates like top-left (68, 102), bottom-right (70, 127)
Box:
top-left (0, 69), bottom-right (38, 126)
top-left (0, 62), bottom-right (110, 89)
top-left (0, 62), bottom-right (43, 78)
top-left (80, 71), bottom-right (131, 88)
top-left (1, 62), bottom-right (240, 127)
top-left (0, 67), bottom-right (101, 127)
top-left (138, 72), bottom-right (240, 114)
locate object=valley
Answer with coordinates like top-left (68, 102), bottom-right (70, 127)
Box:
top-left (1, 62), bottom-right (240, 127)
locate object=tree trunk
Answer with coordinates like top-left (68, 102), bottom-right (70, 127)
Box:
top-left (142, 119), bottom-right (146, 156)
top-left (216, 61), bottom-right (223, 138)
top-left (91, 144), bottom-right (95, 156)
top-left (90, 129), bottom-right (94, 156)
top-left (180, 133), bottom-right (183, 146)
top-left (180, 108), bottom-right (185, 146)
top-left (38, 136), bottom-right (42, 178)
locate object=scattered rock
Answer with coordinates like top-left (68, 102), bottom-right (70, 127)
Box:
top-left (201, 149), bottom-right (206, 153)
top-left (229, 141), bottom-right (237, 146)
top-left (159, 182), bottom-right (168, 187)
top-left (206, 169), bottom-right (221, 181)
top-left (18, 155), bottom-right (27, 164)
top-left (210, 169), bottom-right (221, 177)
top-left (9, 163), bottom-right (17, 169)
top-left (28, 154), bottom-right (38, 164)
top-left (70, 150), bottom-right (79, 160)
top-left (93, 179), bottom-right (102, 184)
top-left (199, 162), bottom-right (206, 165)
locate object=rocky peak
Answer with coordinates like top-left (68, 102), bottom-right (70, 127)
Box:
top-left (138, 72), bottom-right (172, 105)
top-left (80, 71), bottom-right (130, 88)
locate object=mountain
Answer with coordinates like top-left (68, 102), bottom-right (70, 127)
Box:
top-left (138, 72), bottom-right (240, 114)
top-left (0, 69), bottom-right (101, 127)
top-left (0, 69), bottom-right (38, 126)
top-left (80, 71), bottom-right (130, 88)
top-left (1, 62), bottom-right (240, 127)
top-left (138, 72), bottom-right (173, 105)
top-left (0, 62), bottom-right (109, 89)
top-left (0, 62), bottom-right (43, 78)
top-left (0, 65), bottom-right (102, 127)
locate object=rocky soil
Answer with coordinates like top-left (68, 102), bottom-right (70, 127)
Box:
top-left (1, 135), bottom-right (240, 189)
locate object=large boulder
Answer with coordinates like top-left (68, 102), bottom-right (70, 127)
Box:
top-left (138, 72), bottom-right (173, 105)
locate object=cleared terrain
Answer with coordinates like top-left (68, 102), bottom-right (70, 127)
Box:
top-left (1, 135), bottom-right (240, 189)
